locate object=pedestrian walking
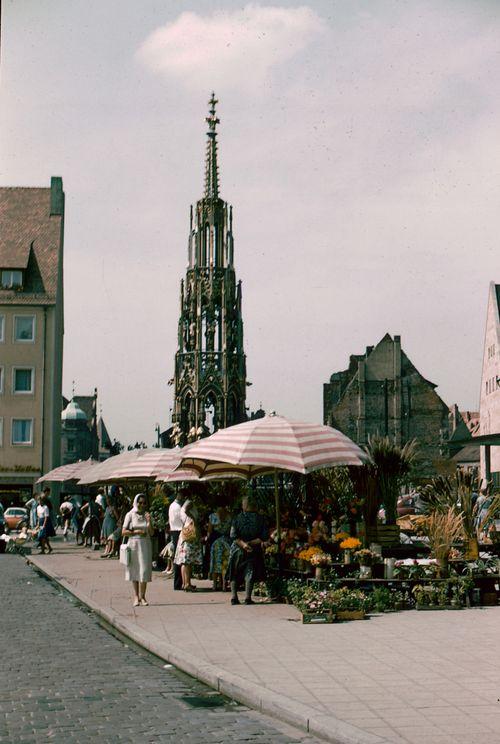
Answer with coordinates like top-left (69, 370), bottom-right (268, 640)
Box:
top-left (168, 491), bottom-right (185, 591)
top-left (227, 496), bottom-right (268, 606)
top-left (25, 496), bottom-right (38, 530)
top-left (81, 497), bottom-right (102, 548)
top-left (70, 494), bottom-right (84, 544)
top-left (37, 494), bottom-right (56, 554)
top-left (122, 493), bottom-right (153, 606)
top-left (174, 500), bottom-right (202, 592)
top-left (59, 496), bottom-right (73, 540)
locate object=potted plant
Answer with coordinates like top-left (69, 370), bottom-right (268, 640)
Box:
top-left (331, 587), bottom-right (368, 620)
top-left (420, 507), bottom-right (463, 578)
top-left (364, 435), bottom-right (418, 537)
top-left (422, 470), bottom-right (489, 559)
top-left (292, 585), bottom-right (336, 624)
top-left (310, 550), bottom-right (332, 580)
top-left (370, 586), bottom-right (406, 612)
top-left (297, 546), bottom-right (323, 573)
top-left (354, 548), bottom-right (380, 578)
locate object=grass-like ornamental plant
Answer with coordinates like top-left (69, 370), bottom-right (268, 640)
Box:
top-left (420, 507), bottom-right (464, 576)
top-left (422, 470), bottom-right (496, 557)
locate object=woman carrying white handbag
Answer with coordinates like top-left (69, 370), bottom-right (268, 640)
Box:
top-left (121, 494), bottom-right (154, 606)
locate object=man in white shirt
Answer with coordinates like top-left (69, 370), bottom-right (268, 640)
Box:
top-left (168, 492), bottom-right (185, 590)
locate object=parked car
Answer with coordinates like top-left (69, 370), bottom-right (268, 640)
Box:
top-left (4, 507), bottom-right (28, 531)
top-left (397, 494), bottom-right (416, 517)
top-left (397, 491), bottom-right (426, 517)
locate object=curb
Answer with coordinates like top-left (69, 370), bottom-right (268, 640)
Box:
top-left (26, 556), bottom-right (389, 744)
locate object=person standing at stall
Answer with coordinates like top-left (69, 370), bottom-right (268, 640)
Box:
top-left (227, 496), bottom-right (269, 605)
top-left (168, 491), bottom-right (185, 591)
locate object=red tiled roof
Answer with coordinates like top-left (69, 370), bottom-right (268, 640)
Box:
top-left (1, 240), bottom-right (30, 269)
top-left (0, 185), bottom-right (63, 305)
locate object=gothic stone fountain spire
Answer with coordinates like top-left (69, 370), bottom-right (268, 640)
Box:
top-left (171, 95), bottom-right (247, 446)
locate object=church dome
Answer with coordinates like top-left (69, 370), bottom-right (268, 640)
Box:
top-left (61, 400), bottom-right (87, 423)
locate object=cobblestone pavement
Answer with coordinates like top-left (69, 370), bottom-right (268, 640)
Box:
top-left (0, 556), bottom-right (321, 744)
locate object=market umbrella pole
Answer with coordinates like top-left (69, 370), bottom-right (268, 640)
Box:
top-left (274, 470), bottom-right (281, 546)
top-left (274, 469), bottom-right (283, 576)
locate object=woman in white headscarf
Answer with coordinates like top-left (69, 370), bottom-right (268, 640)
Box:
top-left (122, 494), bottom-right (153, 606)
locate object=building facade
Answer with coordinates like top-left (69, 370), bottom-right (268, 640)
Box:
top-left (0, 178), bottom-right (65, 505)
top-left (61, 391), bottom-right (115, 465)
top-left (170, 95), bottom-right (247, 446)
top-left (323, 334), bottom-right (451, 479)
top-left (479, 282), bottom-right (500, 484)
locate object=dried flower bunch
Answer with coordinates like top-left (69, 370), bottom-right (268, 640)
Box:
top-left (354, 548), bottom-right (380, 565)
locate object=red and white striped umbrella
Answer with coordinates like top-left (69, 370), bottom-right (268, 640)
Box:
top-left (177, 413), bottom-right (366, 544)
top-left (77, 448), bottom-right (153, 485)
top-left (101, 448), bottom-right (186, 481)
top-left (37, 458), bottom-right (96, 484)
top-left (156, 467), bottom-right (246, 484)
top-left (178, 413), bottom-right (366, 478)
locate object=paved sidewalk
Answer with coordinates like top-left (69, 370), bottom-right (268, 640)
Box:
top-left (1, 555), bottom-right (320, 744)
top-left (27, 544), bottom-right (500, 744)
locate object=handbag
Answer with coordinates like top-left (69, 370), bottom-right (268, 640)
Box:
top-left (181, 520), bottom-right (197, 543)
top-left (119, 541), bottom-right (131, 566)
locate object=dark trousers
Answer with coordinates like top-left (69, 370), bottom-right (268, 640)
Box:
top-left (170, 530), bottom-right (183, 590)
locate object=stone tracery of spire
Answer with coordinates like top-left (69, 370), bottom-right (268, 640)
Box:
top-left (204, 92), bottom-right (220, 199)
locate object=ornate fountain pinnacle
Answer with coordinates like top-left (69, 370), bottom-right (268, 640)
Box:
top-left (204, 92), bottom-right (220, 199)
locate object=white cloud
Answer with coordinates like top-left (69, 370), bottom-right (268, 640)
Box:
top-left (136, 4), bottom-right (326, 89)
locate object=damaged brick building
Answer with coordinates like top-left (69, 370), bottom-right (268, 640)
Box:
top-left (323, 334), bottom-right (451, 479)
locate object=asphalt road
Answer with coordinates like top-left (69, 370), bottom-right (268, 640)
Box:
top-left (0, 555), bottom-right (321, 744)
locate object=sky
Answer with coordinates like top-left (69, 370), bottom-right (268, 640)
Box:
top-left (1, 0), bottom-right (499, 446)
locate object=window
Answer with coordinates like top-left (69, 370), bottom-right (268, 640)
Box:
top-left (1, 269), bottom-right (23, 289)
top-left (0, 367), bottom-right (3, 394)
top-left (14, 315), bottom-right (35, 342)
top-left (0, 315), bottom-right (4, 342)
top-left (13, 367), bottom-right (34, 394)
top-left (12, 418), bottom-right (33, 445)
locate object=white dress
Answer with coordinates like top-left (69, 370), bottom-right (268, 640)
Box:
top-left (122, 510), bottom-right (152, 582)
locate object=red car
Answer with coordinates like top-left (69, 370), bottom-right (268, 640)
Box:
top-left (4, 507), bottom-right (28, 531)
top-left (397, 495), bottom-right (416, 517)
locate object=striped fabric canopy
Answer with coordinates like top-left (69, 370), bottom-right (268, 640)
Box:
top-left (156, 467), bottom-right (246, 483)
top-left (37, 458), bottom-right (96, 484)
top-left (77, 448), bottom-right (153, 485)
top-left (100, 448), bottom-right (186, 482)
top-left (177, 413), bottom-right (366, 478)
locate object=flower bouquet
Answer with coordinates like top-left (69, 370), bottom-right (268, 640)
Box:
top-left (310, 551), bottom-right (332, 580)
top-left (339, 537), bottom-right (361, 551)
top-left (297, 546), bottom-right (324, 572)
top-left (354, 548), bottom-right (379, 566)
top-left (339, 537), bottom-right (361, 564)
top-left (309, 552), bottom-right (332, 567)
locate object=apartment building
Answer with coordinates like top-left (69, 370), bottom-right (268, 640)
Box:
top-left (480, 282), bottom-right (500, 485)
top-left (0, 177), bottom-right (65, 505)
